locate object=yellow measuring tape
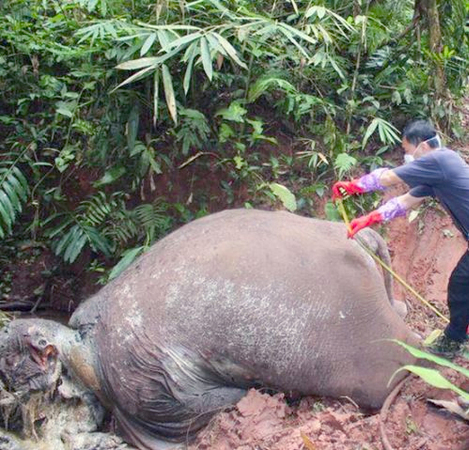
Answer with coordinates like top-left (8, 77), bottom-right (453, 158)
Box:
top-left (336, 199), bottom-right (449, 323)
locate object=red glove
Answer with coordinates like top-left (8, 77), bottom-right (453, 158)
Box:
top-left (348, 211), bottom-right (383, 238)
top-left (332, 180), bottom-right (365, 201)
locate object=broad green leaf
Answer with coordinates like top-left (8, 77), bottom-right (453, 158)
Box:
top-left (10, 168), bottom-right (28, 194)
top-left (116, 57), bottom-right (160, 71)
top-left (324, 201), bottom-right (341, 222)
top-left (213, 33), bottom-right (247, 69)
top-left (200, 37), bottom-right (213, 81)
top-left (0, 191), bottom-right (15, 226)
top-left (135, 22), bottom-right (199, 32)
top-left (126, 106), bottom-right (140, 153)
top-left (396, 365), bottom-right (469, 402)
top-left (391, 340), bottom-right (469, 378)
top-left (215, 101), bottom-right (247, 123)
top-left (218, 123), bottom-right (235, 143)
top-left (162, 64), bottom-right (177, 124)
top-left (183, 42), bottom-right (198, 94)
top-left (269, 183), bottom-right (297, 212)
top-left (2, 180), bottom-right (21, 213)
top-left (157, 30), bottom-right (173, 48)
top-left (248, 77), bottom-right (296, 103)
top-left (206, 33), bottom-right (226, 57)
top-left (362, 118), bottom-right (379, 149)
top-left (0, 201), bottom-right (12, 232)
top-left (140, 33), bottom-right (157, 56)
top-left (278, 26), bottom-right (310, 58)
top-left (162, 31), bottom-right (202, 52)
top-left (109, 247), bottom-right (146, 280)
top-left (55, 225), bottom-right (79, 256)
top-left (328, 56), bottom-right (345, 80)
top-left (64, 231), bottom-right (87, 263)
top-left (86, 227), bottom-right (111, 257)
top-left (56, 101), bottom-right (77, 118)
top-left (113, 66), bottom-right (155, 91)
top-left (278, 22), bottom-right (318, 46)
top-left (94, 166), bottom-right (127, 187)
top-left (153, 69), bottom-right (159, 126)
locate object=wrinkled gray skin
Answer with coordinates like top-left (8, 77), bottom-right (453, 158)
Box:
top-left (0, 209), bottom-right (418, 450)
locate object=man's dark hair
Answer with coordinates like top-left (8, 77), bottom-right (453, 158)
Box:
top-left (403, 120), bottom-right (439, 148)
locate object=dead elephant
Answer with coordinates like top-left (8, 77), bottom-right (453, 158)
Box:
top-left (0, 209), bottom-right (418, 449)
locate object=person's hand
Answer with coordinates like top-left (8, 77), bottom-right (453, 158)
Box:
top-left (332, 180), bottom-right (365, 201)
top-left (348, 211), bottom-right (383, 238)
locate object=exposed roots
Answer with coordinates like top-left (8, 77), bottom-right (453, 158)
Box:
top-left (379, 376), bottom-right (411, 450)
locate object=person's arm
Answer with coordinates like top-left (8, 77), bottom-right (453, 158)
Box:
top-left (379, 169), bottom-right (405, 188)
top-left (398, 191), bottom-right (426, 209)
top-left (332, 168), bottom-right (406, 199)
top-left (348, 192), bottom-right (426, 238)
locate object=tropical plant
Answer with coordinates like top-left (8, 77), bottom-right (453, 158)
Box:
top-left (392, 340), bottom-right (469, 420)
top-left (0, 0), bottom-right (467, 283)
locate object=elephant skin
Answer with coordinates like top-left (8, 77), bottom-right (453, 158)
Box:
top-left (0, 209), bottom-right (418, 450)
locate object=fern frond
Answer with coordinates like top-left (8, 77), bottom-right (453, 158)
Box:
top-left (79, 191), bottom-right (113, 226)
top-left (53, 222), bottom-right (112, 263)
top-left (134, 201), bottom-right (171, 243)
top-left (0, 165), bottom-right (30, 238)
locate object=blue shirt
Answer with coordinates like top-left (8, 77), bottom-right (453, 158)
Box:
top-left (394, 148), bottom-right (469, 240)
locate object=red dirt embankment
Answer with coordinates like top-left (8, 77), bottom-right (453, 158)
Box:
top-left (190, 207), bottom-right (469, 450)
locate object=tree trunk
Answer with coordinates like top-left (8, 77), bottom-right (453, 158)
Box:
top-left (415, 0), bottom-right (446, 96)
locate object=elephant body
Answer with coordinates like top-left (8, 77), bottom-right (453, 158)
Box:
top-left (0, 209), bottom-right (418, 450)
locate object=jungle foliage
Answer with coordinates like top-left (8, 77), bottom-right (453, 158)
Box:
top-left (0, 0), bottom-right (468, 282)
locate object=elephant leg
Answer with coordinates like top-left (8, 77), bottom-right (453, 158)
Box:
top-left (115, 384), bottom-right (247, 449)
top-left (356, 228), bottom-right (408, 318)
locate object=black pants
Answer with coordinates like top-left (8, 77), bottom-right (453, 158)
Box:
top-left (445, 249), bottom-right (469, 342)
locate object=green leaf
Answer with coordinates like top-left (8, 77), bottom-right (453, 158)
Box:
top-left (334, 153), bottom-right (357, 178)
top-left (55, 225), bottom-right (79, 257)
top-left (116, 57), bottom-right (161, 71)
top-left (248, 77), bottom-right (296, 103)
top-left (324, 201), bottom-right (341, 221)
top-left (390, 340), bottom-right (469, 379)
top-left (153, 69), bottom-right (159, 125)
top-left (56, 101), bottom-right (77, 118)
top-left (269, 183), bottom-right (297, 212)
top-left (183, 42), bottom-right (197, 94)
top-left (94, 166), bottom-right (127, 187)
top-left (215, 101), bottom-right (247, 123)
top-left (126, 106), bottom-right (140, 153)
top-left (200, 36), bottom-right (213, 81)
top-left (2, 180), bottom-right (21, 213)
top-left (64, 230), bottom-right (88, 263)
top-left (113, 66), bottom-right (155, 91)
top-left (162, 64), bottom-right (178, 125)
top-left (0, 201), bottom-right (12, 233)
top-left (363, 118), bottom-right (400, 149)
top-left (396, 365), bottom-right (469, 401)
top-left (213, 33), bottom-right (247, 69)
top-left (161, 31), bottom-right (202, 52)
top-left (140, 33), bottom-right (157, 57)
top-left (108, 246), bottom-right (145, 280)
top-left (0, 191), bottom-right (15, 227)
